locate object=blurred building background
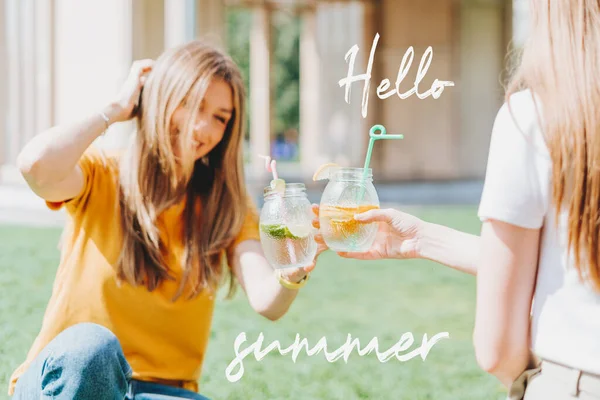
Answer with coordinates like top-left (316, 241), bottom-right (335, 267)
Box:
top-left (0, 0), bottom-right (528, 224)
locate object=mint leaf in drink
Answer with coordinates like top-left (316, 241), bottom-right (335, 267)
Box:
top-left (260, 224), bottom-right (299, 239)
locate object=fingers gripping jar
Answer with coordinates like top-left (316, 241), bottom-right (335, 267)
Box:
top-left (319, 168), bottom-right (380, 252)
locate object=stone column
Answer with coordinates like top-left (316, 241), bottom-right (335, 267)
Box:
top-left (6, 0), bottom-right (22, 170)
top-left (512, 0), bottom-right (529, 49)
top-left (20, 0), bottom-right (36, 146)
top-left (0, 0), bottom-right (55, 184)
top-left (360, 0), bottom-right (381, 171)
top-left (195, 0), bottom-right (226, 47)
top-left (35, 0), bottom-right (54, 139)
top-left (165, 0), bottom-right (191, 49)
top-left (316, 2), bottom-right (366, 170)
top-left (132, 0), bottom-right (165, 60)
top-left (249, 5), bottom-right (272, 178)
top-left (53, 0), bottom-right (136, 150)
top-left (504, 0), bottom-right (514, 52)
top-left (299, 5), bottom-right (321, 176)
top-left (0, 0), bottom-right (7, 169)
top-left (377, 0), bottom-right (458, 181)
top-left (459, 0), bottom-right (505, 178)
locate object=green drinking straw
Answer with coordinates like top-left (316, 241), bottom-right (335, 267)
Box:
top-left (357, 124), bottom-right (404, 202)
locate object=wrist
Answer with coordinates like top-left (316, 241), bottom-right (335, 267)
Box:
top-left (277, 269), bottom-right (309, 290)
top-left (415, 221), bottom-right (436, 260)
top-left (410, 219), bottom-right (478, 275)
top-left (101, 102), bottom-right (123, 125)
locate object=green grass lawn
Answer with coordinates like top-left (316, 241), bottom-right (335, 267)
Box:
top-left (0, 206), bottom-right (507, 400)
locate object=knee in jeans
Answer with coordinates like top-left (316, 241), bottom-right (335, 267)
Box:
top-left (37, 323), bottom-right (130, 398)
top-left (50, 323), bottom-right (125, 372)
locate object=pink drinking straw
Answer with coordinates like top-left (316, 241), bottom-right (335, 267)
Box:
top-left (259, 154), bottom-right (280, 182)
top-left (259, 155), bottom-right (297, 266)
top-left (260, 155), bottom-right (278, 179)
top-left (271, 160), bottom-right (278, 179)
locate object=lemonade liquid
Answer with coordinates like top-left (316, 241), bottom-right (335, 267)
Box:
top-left (259, 223), bottom-right (316, 269)
top-left (319, 204), bottom-right (380, 252)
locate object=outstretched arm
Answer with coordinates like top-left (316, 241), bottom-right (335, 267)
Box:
top-left (418, 220), bottom-right (480, 275)
top-left (325, 207), bottom-right (481, 276)
top-left (323, 207), bottom-right (538, 387)
top-left (229, 237), bottom-right (326, 321)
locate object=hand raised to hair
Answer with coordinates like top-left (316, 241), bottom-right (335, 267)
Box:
top-left (108, 59), bottom-right (154, 123)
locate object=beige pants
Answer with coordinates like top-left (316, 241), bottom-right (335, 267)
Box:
top-left (509, 360), bottom-right (600, 400)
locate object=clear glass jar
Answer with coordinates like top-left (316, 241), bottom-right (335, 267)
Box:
top-left (319, 167), bottom-right (380, 252)
top-left (260, 183), bottom-right (317, 269)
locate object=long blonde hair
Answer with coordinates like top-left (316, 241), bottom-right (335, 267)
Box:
top-left (117, 41), bottom-right (247, 300)
top-left (507, 0), bottom-right (600, 290)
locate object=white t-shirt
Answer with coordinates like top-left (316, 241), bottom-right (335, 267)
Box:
top-left (478, 89), bottom-right (600, 375)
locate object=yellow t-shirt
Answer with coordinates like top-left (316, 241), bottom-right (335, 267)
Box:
top-left (8, 148), bottom-right (260, 395)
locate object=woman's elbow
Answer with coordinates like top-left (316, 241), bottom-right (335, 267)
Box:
top-left (261, 311), bottom-right (283, 322)
top-left (473, 331), bottom-right (506, 374)
top-left (474, 345), bottom-right (503, 374)
top-left (17, 149), bottom-right (33, 176)
top-left (474, 338), bottom-right (525, 386)
top-left (252, 301), bottom-right (289, 321)
top-left (257, 307), bottom-right (285, 322)
top-left (17, 148), bottom-right (45, 184)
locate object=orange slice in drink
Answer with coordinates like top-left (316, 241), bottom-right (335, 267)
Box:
top-left (329, 218), bottom-right (359, 237)
top-left (312, 163), bottom-right (340, 181)
top-left (322, 204), bottom-right (380, 237)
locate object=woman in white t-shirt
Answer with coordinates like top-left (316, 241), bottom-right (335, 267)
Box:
top-left (314, 1), bottom-right (600, 399)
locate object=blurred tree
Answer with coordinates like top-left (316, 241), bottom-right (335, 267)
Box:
top-left (273, 11), bottom-right (300, 135)
top-left (226, 9), bottom-right (252, 141)
top-left (226, 8), bottom-right (301, 149)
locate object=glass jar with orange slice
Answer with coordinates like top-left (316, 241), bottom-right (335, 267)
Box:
top-left (313, 164), bottom-right (380, 252)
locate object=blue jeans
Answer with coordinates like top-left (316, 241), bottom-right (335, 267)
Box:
top-left (12, 323), bottom-right (210, 400)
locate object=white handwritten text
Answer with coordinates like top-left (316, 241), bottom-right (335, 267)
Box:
top-left (225, 331), bottom-right (450, 383)
top-left (339, 33), bottom-right (455, 118)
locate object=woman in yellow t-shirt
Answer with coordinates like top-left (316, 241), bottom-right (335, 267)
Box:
top-left (9, 40), bottom-right (323, 400)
